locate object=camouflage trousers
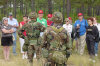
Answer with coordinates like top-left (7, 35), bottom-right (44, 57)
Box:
top-left (23, 40), bottom-right (42, 66)
top-left (44, 50), bottom-right (67, 66)
top-left (45, 59), bottom-right (67, 66)
top-left (22, 39), bottom-right (35, 66)
top-left (27, 45), bottom-right (35, 63)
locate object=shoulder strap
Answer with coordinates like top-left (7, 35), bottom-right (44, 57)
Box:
top-left (85, 20), bottom-right (87, 28)
top-left (51, 26), bottom-right (64, 33)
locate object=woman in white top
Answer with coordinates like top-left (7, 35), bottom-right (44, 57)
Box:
top-left (63, 18), bottom-right (72, 37)
top-left (19, 16), bottom-right (28, 59)
top-left (93, 17), bottom-right (100, 56)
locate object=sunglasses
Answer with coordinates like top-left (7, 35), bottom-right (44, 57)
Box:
top-left (66, 21), bottom-right (69, 22)
top-left (4, 20), bottom-right (8, 21)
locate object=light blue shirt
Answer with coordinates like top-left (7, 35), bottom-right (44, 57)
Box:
top-left (74, 19), bottom-right (88, 36)
top-left (8, 18), bottom-right (18, 32)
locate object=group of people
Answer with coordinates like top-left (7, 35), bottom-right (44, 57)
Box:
top-left (0, 10), bottom-right (100, 66)
top-left (62, 13), bottom-right (100, 61)
top-left (74, 13), bottom-right (100, 57)
top-left (18, 11), bottom-right (72, 66)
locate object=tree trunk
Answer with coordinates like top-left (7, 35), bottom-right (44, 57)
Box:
top-left (1, 8), bottom-right (3, 14)
top-left (81, 4), bottom-right (84, 15)
top-left (48, 0), bottom-right (52, 14)
top-left (76, 8), bottom-right (78, 14)
top-left (3, 4), bottom-right (6, 16)
top-left (99, 6), bottom-right (100, 16)
top-left (93, 7), bottom-right (95, 16)
top-left (59, 6), bottom-right (61, 12)
top-left (31, 0), bottom-right (35, 11)
top-left (87, 5), bottom-right (92, 16)
top-left (66, 0), bottom-right (70, 17)
top-left (96, 6), bottom-right (100, 16)
top-left (25, 5), bottom-right (27, 15)
top-left (20, 0), bottom-right (23, 14)
top-left (9, 0), bottom-right (12, 12)
top-left (63, 0), bottom-right (65, 23)
top-left (13, 0), bottom-right (16, 18)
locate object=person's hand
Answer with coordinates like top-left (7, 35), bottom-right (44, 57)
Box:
top-left (47, 25), bottom-right (50, 27)
top-left (76, 26), bottom-right (80, 29)
top-left (76, 24), bottom-right (80, 29)
top-left (28, 19), bottom-right (31, 22)
top-left (9, 29), bottom-right (14, 33)
top-left (12, 25), bottom-right (17, 28)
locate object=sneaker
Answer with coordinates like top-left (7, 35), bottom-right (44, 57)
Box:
top-left (25, 54), bottom-right (28, 59)
top-left (22, 55), bottom-right (25, 59)
top-left (92, 60), bottom-right (96, 63)
top-left (34, 53), bottom-right (36, 58)
top-left (95, 54), bottom-right (98, 57)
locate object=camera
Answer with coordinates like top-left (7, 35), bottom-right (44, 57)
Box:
top-left (75, 24), bottom-right (80, 38)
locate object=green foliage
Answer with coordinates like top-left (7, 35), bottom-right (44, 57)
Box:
top-left (0, 0), bottom-right (100, 22)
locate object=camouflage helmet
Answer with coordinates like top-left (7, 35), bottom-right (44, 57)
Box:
top-left (29, 12), bottom-right (37, 19)
top-left (52, 12), bottom-right (63, 23)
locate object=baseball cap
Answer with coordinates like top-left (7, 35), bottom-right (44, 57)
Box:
top-left (47, 14), bottom-right (52, 18)
top-left (68, 17), bottom-right (72, 20)
top-left (78, 13), bottom-right (83, 16)
top-left (9, 12), bottom-right (13, 16)
top-left (38, 10), bottom-right (43, 14)
top-left (65, 18), bottom-right (70, 22)
top-left (2, 17), bottom-right (8, 22)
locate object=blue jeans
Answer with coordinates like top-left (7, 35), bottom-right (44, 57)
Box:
top-left (94, 42), bottom-right (99, 54)
top-left (13, 32), bottom-right (17, 53)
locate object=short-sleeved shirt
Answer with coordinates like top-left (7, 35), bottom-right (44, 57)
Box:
top-left (1, 24), bottom-right (13, 37)
top-left (37, 17), bottom-right (47, 27)
top-left (63, 24), bottom-right (72, 36)
top-left (74, 19), bottom-right (88, 36)
top-left (47, 20), bottom-right (53, 26)
top-left (8, 18), bottom-right (18, 32)
top-left (19, 21), bottom-right (27, 36)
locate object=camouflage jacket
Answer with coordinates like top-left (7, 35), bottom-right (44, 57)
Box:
top-left (43, 24), bottom-right (72, 51)
top-left (18, 20), bottom-right (46, 45)
top-left (42, 24), bottom-right (72, 64)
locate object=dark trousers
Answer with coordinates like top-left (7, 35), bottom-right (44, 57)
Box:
top-left (86, 38), bottom-right (95, 56)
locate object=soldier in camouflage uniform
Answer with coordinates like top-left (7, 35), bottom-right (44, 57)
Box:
top-left (18, 12), bottom-right (46, 66)
top-left (42, 12), bottom-right (72, 66)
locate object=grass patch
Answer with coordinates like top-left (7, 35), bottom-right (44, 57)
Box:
top-left (0, 33), bottom-right (100, 66)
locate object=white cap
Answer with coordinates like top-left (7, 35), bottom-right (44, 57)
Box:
top-left (2, 17), bottom-right (8, 22)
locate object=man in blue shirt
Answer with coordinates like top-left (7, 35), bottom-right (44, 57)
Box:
top-left (74, 13), bottom-right (88, 55)
top-left (8, 13), bottom-right (19, 55)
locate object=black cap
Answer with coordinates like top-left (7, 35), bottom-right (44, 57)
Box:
top-left (9, 12), bottom-right (13, 16)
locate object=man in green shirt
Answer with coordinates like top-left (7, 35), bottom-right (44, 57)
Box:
top-left (37, 10), bottom-right (47, 27)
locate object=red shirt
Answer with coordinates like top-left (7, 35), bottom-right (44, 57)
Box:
top-left (47, 20), bottom-right (53, 26)
top-left (19, 21), bottom-right (27, 36)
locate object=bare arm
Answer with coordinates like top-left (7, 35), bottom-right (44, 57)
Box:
top-left (2, 29), bottom-right (14, 33)
top-left (12, 25), bottom-right (19, 28)
top-left (19, 23), bottom-right (22, 28)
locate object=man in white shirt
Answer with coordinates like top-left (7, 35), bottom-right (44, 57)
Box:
top-left (63, 18), bottom-right (72, 37)
top-left (8, 13), bottom-right (19, 55)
